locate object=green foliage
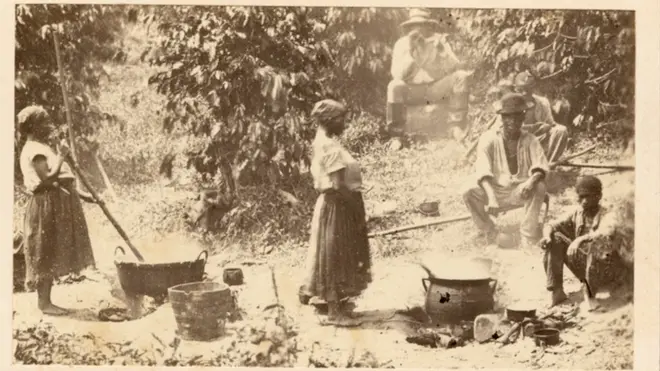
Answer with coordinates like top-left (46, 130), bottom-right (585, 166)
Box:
top-left (14, 4), bottom-right (129, 183)
top-left (341, 113), bottom-right (387, 155)
top-left (452, 9), bottom-right (634, 123)
top-left (16, 5), bottom-right (634, 191)
top-left (147, 6), bottom-right (634, 188)
top-left (145, 7), bottom-right (409, 190)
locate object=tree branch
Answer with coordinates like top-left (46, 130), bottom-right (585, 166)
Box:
top-left (540, 69), bottom-right (564, 80)
top-left (585, 68), bottom-right (616, 84)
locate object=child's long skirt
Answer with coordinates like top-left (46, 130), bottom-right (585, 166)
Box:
top-left (300, 190), bottom-right (372, 303)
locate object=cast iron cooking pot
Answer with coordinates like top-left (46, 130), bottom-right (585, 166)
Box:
top-left (114, 246), bottom-right (208, 302)
top-left (420, 260), bottom-right (497, 324)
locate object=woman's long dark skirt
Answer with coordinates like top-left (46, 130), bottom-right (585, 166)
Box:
top-left (300, 190), bottom-right (372, 303)
top-left (22, 180), bottom-right (96, 291)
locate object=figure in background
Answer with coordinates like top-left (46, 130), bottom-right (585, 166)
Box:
top-left (496, 79), bottom-right (515, 98)
top-left (540, 176), bottom-right (618, 309)
top-left (551, 84), bottom-right (573, 127)
top-left (299, 99), bottom-right (372, 327)
top-left (513, 71), bottom-right (570, 163)
top-left (462, 93), bottom-right (549, 247)
top-left (18, 106), bottom-right (98, 316)
top-left (387, 8), bottom-right (473, 147)
top-left (486, 79), bottom-right (514, 105)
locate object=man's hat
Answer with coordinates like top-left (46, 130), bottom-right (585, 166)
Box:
top-left (400, 8), bottom-right (441, 29)
top-left (494, 93), bottom-right (535, 114)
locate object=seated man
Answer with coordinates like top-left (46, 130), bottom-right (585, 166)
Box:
top-left (539, 176), bottom-right (615, 309)
top-left (387, 8), bottom-right (473, 146)
top-left (462, 93), bottom-right (549, 247)
top-left (514, 71), bottom-right (570, 163)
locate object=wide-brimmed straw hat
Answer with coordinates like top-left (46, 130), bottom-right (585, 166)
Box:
top-left (400, 8), bottom-right (441, 29)
top-left (494, 93), bottom-right (535, 114)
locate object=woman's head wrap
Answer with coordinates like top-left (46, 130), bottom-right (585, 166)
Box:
top-left (311, 99), bottom-right (347, 124)
top-left (17, 105), bottom-right (49, 134)
top-left (576, 175), bottom-right (603, 196)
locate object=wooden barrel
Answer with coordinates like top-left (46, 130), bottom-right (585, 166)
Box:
top-left (168, 281), bottom-right (235, 341)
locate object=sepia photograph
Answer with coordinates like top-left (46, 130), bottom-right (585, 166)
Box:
top-left (10, 2), bottom-right (653, 369)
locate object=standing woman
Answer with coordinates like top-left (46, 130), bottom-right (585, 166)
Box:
top-left (18, 106), bottom-right (97, 315)
top-left (299, 99), bottom-right (372, 326)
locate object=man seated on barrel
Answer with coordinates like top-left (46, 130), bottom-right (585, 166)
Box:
top-left (539, 175), bottom-right (609, 309)
top-left (462, 93), bottom-right (549, 247)
top-left (387, 8), bottom-right (473, 147)
top-left (513, 71), bottom-right (570, 163)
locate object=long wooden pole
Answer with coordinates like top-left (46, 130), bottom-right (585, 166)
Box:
top-left (368, 204), bottom-right (523, 238)
top-left (558, 162), bottom-right (634, 171)
top-left (53, 31), bottom-right (118, 199)
top-left (68, 161), bottom-right (145, 262)
top-left (52, 30), bottom-right (144, 262)
top-left (550, 144), bottom-right (597, 166)
top-left (52, 31), bottom-right (77, 164)
top-left (94, 153), bottom-right (118, 199)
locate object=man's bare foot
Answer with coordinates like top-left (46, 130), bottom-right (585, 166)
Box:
top-left (39, 303), bottom-right (69, 316)
top-left (550, 290), bottom-right (569, 307)
top-left (580, 283), bottom-right (602, 312)
top-left (581, 297), bottom-right (602, 313)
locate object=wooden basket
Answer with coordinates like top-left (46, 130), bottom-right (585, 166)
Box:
top-left (168, 281), bottom-right (235, 341)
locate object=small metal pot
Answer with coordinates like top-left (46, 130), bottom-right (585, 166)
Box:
top-left (417, 201), bottom-right (439, 216)
top-left (223, 267), bottom-right (244, 286)
top-left (506, 307), bottom-right (537, 322)
top-left (298, 285), bottom-right (311, 305)
top-left (533, 328), bottom-right (561, 347)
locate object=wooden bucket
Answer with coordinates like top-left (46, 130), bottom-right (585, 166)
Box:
top-left (168, 281), bottom-right (235, 341)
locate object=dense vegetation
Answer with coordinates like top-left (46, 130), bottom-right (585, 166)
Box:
top-left (14, 5), bottom-right (634, 197)
top-left (14, 4), bottom-right (133, 184)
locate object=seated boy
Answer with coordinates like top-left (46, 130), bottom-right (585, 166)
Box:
top-left (540, 175), bottom-right (612, 309)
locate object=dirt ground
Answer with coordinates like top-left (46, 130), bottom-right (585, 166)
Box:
top-left (12, 138), bottom-right (635, 368)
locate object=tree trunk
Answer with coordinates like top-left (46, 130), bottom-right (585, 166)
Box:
top-left (219, 157), bottom-right (237, 196)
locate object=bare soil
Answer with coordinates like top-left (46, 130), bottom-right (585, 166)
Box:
top-left (12, 138), bottom-right (635, 368)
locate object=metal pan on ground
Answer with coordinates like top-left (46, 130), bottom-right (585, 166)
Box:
top-left (223, 267), bottom-right (244, 286)
top-left (417, 201), bottom-right (439, 217)
top-left (533, 328), bottom-right (561, 347)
